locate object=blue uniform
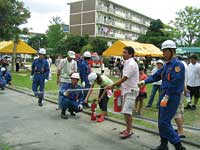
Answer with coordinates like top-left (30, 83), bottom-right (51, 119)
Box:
top-left (60, 83), bottom-right (84, 113)
top-left (0, 71), bottom-right (6, 90)
top-left (0, 67), bottom-right (11, 84)
top-left (145, 58), bottom-right (185, 144)
top-left (79, 60), bottom-right (91, 99)
top-left (31, 58), bottom-right (49, 99)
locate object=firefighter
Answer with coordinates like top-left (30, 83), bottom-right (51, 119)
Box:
top-left (60, 73), bottom-right (84, 119)
top-left (138, 40), bottom-right (186, 150)
top-left (0, 67), bottom-right (6, 90)
top-left (79, 51), bottom-right (92, 108)
top-left (30, 48), bottom-right (50, 106)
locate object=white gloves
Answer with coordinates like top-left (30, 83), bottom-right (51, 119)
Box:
top-left (30, 75), bottom-right (33, 80)
top-left (82, 82), bottom-right (85, 87)
top-left (45, 79), bottom-right (48, 83)
top-left (78, 104), bottom-right (83, 110)
top-left (138, 80), bottom-right (145, 87)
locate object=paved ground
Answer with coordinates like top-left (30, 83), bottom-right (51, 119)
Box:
top-left (0, 89), bottom-right (198, 150)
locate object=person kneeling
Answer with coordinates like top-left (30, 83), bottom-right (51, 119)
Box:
top-left (0, 67), bottom-right (7, 90)
top-left (60, 73), bottom-right (84, 119)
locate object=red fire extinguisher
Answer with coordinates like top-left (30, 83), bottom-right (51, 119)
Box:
top-left (114, 90), bottom-right (122, 112)
top-left (91, 99), bottom-right (97, 121)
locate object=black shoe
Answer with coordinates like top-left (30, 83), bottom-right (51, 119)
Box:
top-left (61, 114), bottom-right (68, 119)
top-left (179, 135), bottom-right (186, 138)
top-left (175, 145), bottom-right (186, 150)
top-left (153, 145), bottom-right (169, 150)
top-left (174, 142), bottom-right (186, 150)
top-left (70, 111), bottom-right (76, 116)
top-left (38, 98), bottom-right (43, 106)
top-left (184, 104), bottom-right (192, 109)
top-left (38, 103), bottom-right (43, 106)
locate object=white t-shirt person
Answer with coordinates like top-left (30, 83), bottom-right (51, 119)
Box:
top-left (121, 57), bottom-right (139, 95)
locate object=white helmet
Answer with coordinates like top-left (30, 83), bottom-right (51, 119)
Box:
top-left (161, 40), bottom-right (176, 50)
top-left (156, 59), bottom-right (164, 65)
top-left (1, 67), bottom-right (6, 72)
top-left (88, 72), bottom-right (97, 84)
top-left (71, 73), bottom-right (80, 80)
top-left (68, 51), bottom-right (75, 59)
top-left (83, 51), bottom-right (91, 58)
top-left (39, 48), bottom-right (46, 55)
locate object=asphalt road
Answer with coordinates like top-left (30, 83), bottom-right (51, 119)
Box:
top-left (0, 89), bottom-right (198, 150)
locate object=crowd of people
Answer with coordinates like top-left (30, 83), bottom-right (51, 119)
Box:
top-left (1, 39), bottom-right (200, 150)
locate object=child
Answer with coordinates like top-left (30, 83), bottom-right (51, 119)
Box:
top-left (134, 66), bottom-right (147, 115)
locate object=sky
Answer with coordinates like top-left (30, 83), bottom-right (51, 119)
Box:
top-left (20, 0), bottom-right (200, 33)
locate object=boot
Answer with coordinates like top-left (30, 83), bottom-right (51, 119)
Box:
top-left (97, 114), bottom-right (104, 123)
top-left (154, 138), bottom-right (169, 150)
top-left (174, 142), bottom-right (186, 150)
top-left (61, 110), bottom-right (68, 119)
top-left (38, 98), bottom-right (43, 106)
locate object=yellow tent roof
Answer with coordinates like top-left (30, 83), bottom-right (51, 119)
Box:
top-left (103, 40), bottom-right (163, 57)
top-left (0, 40), bottom-right (37, 54)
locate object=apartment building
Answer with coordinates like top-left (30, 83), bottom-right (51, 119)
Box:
top-left (69, 0), bottom-right (152, 41)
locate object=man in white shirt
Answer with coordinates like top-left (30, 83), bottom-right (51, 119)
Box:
top-left (106, 46), bottom-right (139, 139)
top-left (57, 51), bottom-right (77, 109)
top-left (186, 54), bottom-right (200, 110)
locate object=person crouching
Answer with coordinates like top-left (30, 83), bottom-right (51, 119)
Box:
top-left (60, 73), bottom-right (84, 119)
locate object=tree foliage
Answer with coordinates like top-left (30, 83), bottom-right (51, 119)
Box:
top-left (28, 34), bottom-right (47, 50)
top-left (91, 37), bottom-right (108, 55)
top-left (0, 0), bottom-right (30, 41)
top-left (63, 34), bottom-right (89, 54)
top-left (46, 16), bottom-right (65, 55)
top-left (137, 19), bottom-right (171, 48)
top-left (171, 6), bottom-right (200, 46)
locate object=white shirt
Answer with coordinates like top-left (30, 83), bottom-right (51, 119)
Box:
top-left (58, 58), bottom-right (77, 83)
top-left (121, 58), bottom-right (139, 95)
top-left (187, 62), bottom-right (200, 87)
top-left (181, 61), bottom-right (188, 85)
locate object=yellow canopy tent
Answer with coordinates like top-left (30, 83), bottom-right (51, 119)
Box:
top-left (103, 40), bottom-right (163, 57)
top-left (0, 40), bottom-right (37, 54)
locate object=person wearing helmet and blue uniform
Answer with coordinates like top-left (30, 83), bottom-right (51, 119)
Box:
top-left (0, 67), bottom-right (7, 90)
top-left (79, 51), bottom-right (92, 108)
top-left (60, 73), bottom-right (84, 119)
top-left (138, 40), bottom-right (186, 150)
top-left (30, 48), bottom-right (50, 106)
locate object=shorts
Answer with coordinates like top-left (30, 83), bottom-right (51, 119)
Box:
top-left (174, 93), bottom-right (184, 119)
top-left (121, 89), bottom-right (139, 115)
top-left (138, 92), bottom-right (147, 99)
top-left (98, 89), bottom-right (109, 112)
top-left (187, 86), bottom-right (200, 99)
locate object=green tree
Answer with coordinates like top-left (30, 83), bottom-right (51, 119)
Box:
top-left (81, 44), bottom-right (93, 54)
top-left (0, 0), bottom-right (30, 41)
top-left (171, 6), bottom-right (200, 46)
top-left (0, 0), bottom-right (30, 71)
top-left (137, 19), bottom-right (172, 48)
top-left (91, 37), bottom-right (108, 55)
top-left (64, 34), bottom-right (89, 54)
top-left (28, 34), bottom-right (47, 50)
top-left (46, 16), bottom-right (65, 55)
